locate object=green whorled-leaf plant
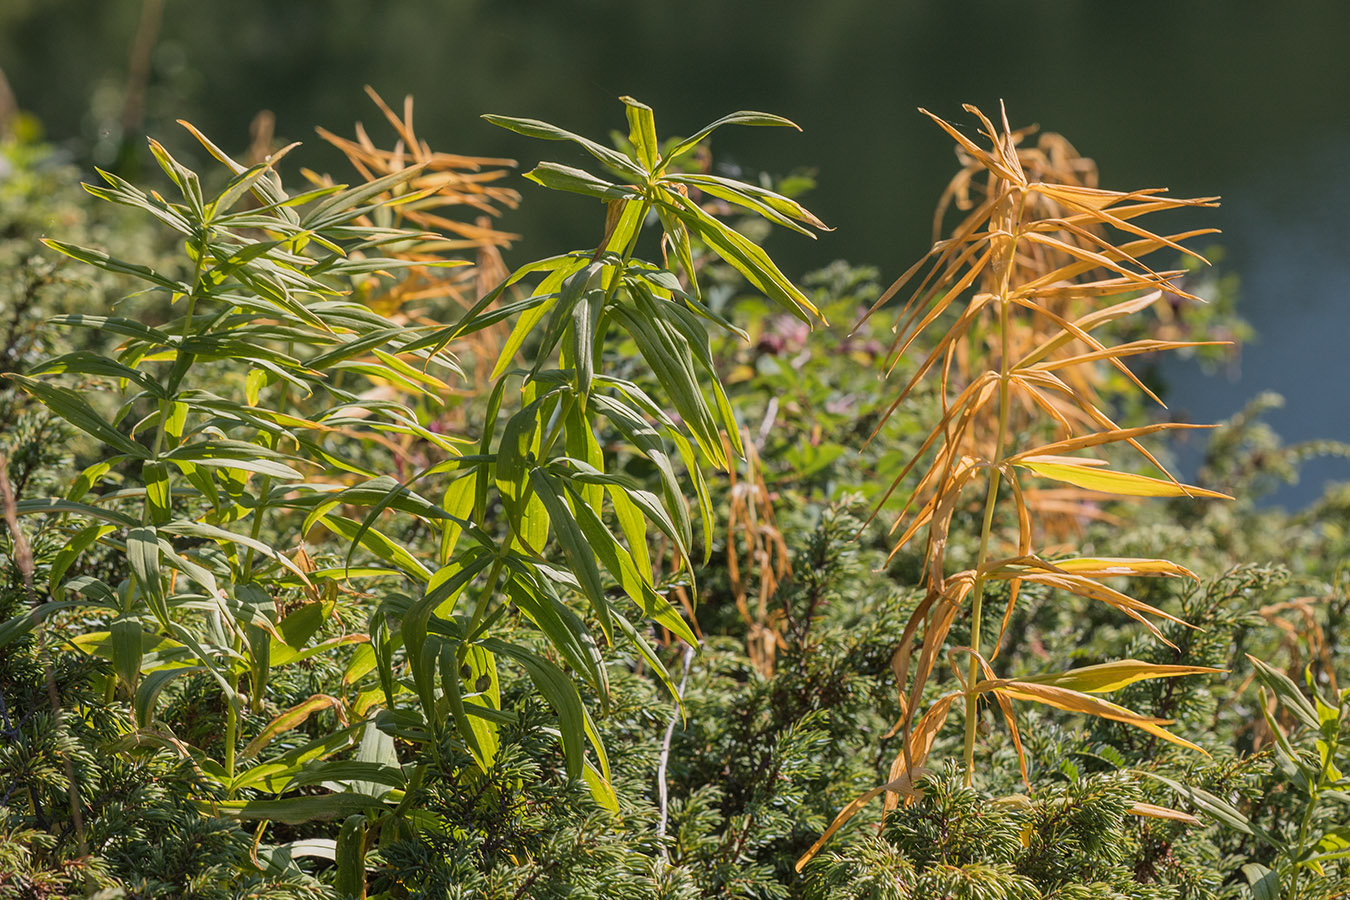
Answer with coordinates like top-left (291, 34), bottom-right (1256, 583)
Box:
top-left (390, 95), bottom-right (829, 787)
top-left (1, 123), bottom-right (499, 821)
top-left (798, 104), bottom-right (1229, 871)
top-left (1, 98), bottom-right (826, 874)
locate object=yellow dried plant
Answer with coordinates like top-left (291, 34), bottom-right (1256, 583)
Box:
top-left (310, 88), bottom-right (521, 381)
top-left (798, 103), bottom-right (1231, 871)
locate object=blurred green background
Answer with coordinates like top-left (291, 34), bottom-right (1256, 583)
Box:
top-left (4, 0), bottom-right (1348, 503)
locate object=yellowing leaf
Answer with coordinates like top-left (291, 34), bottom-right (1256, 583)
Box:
top-left (241, 694), bottom-right (345, 760)
top-left (1044, 557), bottom-right (1199, 581)
top-left (1017, 460), bottom-right (1231, 500)
top-left (1128, 802), bottom-right (1202, 826)
top-left (795, 693), bottom-right (958, 873)
top-left (1018, 659), bottom-right (1222, 694)
top-left (989, 680), bottom-right (1208, 754)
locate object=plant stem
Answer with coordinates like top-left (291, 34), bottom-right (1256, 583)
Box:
top-left (146, 235), bottom-right (206, 511)
top-left (601, 200), bottom-right (650, 308)
top-left (462, 555), bottom-right (506, 658)
top-left (961, 307), bottom-right (1011, 786)
top-left (1289, 713), bottom-right (1340, 898)
top-left (224, 695), bottom-right (238, 785)
top-left (962, 189), bottom-right (1025, 787)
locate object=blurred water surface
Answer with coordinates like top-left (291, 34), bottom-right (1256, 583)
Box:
top-left (5, 0), bottom-right (1348, 504)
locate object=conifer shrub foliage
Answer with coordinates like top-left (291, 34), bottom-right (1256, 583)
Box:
top-left (2, 100), bottom-right (1348, 900)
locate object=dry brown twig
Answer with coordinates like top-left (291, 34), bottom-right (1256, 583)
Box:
top-left (724, 428), bottom-right (791, 675)
top-left (299, 88), bottom-right (525, 468)
top-left (310, 88), bottom-right (521, 385)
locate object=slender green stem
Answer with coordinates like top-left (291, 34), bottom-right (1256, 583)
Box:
top-left (962, 191), bottom-right (1025, 787)
top-left (461, 555), bottom-right (506, 661)
top-left (241, 343), bottom-right (293, 579)
top-left (1290, 715), bottom-right (1340, 897)
top-left (962, 299), bottom-right (1011, 786)
top-left (240, 474), bottom-right (273, 580)
top-left (602, 200), bottom-right (650, 309)
top-left (224, 696), bottom-right (238, 784)
top-left (145, 233), bottom-right (207, 519)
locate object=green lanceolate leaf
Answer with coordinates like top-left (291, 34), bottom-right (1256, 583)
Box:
top-left (1242, 863), bottom-right (1280, 900)
top-left (483, 637), bottom-right (590, 781)
top-left (301, 164), bottom-right (426, 230)
top-left (126, 526), bottom-right (170, 625)
top-left (526, 162), bottom-right (640, 201)
top-left (560, 478), bottom-right (697, 645)
top-left (609, 301), bottom-right (725, 469)
top-left (16, 497), bottom-right (138, 528)
top-left (562, 404), bottom-right (604, 518)
top-left (7, 375), bottom-right (148, 458)
top-left (241, 695), bottom-right (346, 760)
top-left (146, 137), bottom-right (205, 217)
top-left (659, 193), bottom-right (820, 322)
top-left (530, 261), bottom-right (606, 382)
top-left (489, 260), bottom-right (589, 381)
top-left (645, 287), bottom-right (743, 457)
top-left (0, 598), bottom-right (113, 649)
top-left (438, 474), bottom-right (478, 564)
top-left (42, 239), bottom-right (187, 291)
top-left (613, 611), bottom-right (685, 711)
top-left (50, 523), bottom-right (117, 598)
top-left (1136, 771), bottom-right (1284, 849)
top-left (660, 110), bottom-right (801, 171)
top-left (142, 461), bottom-right (172, 524)
top-left (206, 793), bottom-right (385, 825)
top-left (134, 665), bottom-right (206, 729)
top-left (495, 394), bottom-right (548, 535)
top-left (457, 642), bottom-right (503, 768)
top-left (603, 380), bottom-right (715, 561)
top-left (571, 281), bottom-right (605, 401)
top-left (552, 457), bottom-right (689, 575)
top-left (667, 173), bottom-right (829, 236)
top-left (403, 551), bottom-right (494, 726)
top-left (483, 114), bottom-right (647, 182)
top-left (621, 96), bottom-right (660, 171)
top-left (528, 467), bottom-right (613, 643)
top-left (589, 392), bottom-right (693, 553)
top-left (47, 314), bottom-right (177, 348)
top-left (320, 514), bottom-right (433, 581)
top-left (160, 519), bottom-right (312, 583)
top-left (504, 565), bottom-right (607, 698)
top-left (1247, 654), bottom-right (1321, 731)
top-left (27, 351), bottom-right (162, 394)
top-left (652, 205), bottom-right (699, 297)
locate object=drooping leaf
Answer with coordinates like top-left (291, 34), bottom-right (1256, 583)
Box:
top-left (661, 110), bottom-right (801, 170)
top-left (1018, 660), bottom-right (1222, 694)
top-left (1017, 459), bottom-right (1231, 499)
top-left (7, 375), bottom-right (148, 458)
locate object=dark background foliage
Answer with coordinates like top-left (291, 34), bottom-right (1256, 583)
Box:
top-left (4, 0), bottom-right (1350, 505)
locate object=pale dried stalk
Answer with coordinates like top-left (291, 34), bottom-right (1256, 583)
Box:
top-left (724, 429), bottom-right (790, 675)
